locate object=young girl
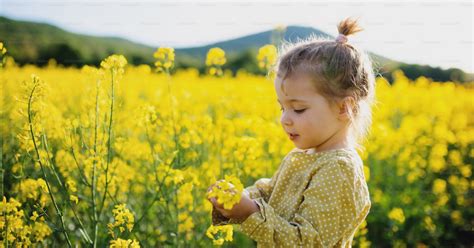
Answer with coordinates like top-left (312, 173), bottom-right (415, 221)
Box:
top-left (208, 17), bottom-right (375, 247)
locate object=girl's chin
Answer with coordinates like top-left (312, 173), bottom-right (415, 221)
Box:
top-left (294, 143), bottom-right (315, 150)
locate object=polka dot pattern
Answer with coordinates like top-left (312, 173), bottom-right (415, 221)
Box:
top-left (212, 147), bottom-right (372, 247)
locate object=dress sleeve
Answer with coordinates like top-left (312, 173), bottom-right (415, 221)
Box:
top-left (245, 153), bottom-right (289, 201)
top-left (244, 178), bottom-right (272, 200)
top-left (238, 160), bottom-right (372, 247)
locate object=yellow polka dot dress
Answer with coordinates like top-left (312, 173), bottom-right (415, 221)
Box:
top-left (212, 147), bottom-right (371, 247)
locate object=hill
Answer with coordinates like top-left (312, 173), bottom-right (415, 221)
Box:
top-left (0, 16), bottom-right (471, 82)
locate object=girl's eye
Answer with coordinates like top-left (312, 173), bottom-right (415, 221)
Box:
top-left (279, 107), bottom-right (306, 114)
top-left (294, 109), bottom-right (306, 114)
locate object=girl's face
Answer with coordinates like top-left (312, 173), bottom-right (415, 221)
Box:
top-left (274, 73), bottom-right (349, 151)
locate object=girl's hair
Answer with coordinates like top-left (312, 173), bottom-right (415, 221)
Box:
top-left (272, 17), bottom-right (378, 152)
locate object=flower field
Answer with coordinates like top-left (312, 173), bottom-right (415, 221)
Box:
top-left (1, 44), bottom-right (473, 247)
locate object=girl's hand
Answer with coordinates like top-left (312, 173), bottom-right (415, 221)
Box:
top-left (207, 188), bottom-right (260, 222)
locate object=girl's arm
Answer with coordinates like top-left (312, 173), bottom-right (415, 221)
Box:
top-left (212, 157), bottom-right (287, 226)
top-left (238, 160), bottom-right (371, 247)
top-left (243, 177), bottom-right (272, 200)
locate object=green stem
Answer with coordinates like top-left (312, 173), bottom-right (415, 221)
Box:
top-left (98, 68), bottom-right (115, 219)
top-left (42, 134), bottom-right (93, 244)
top-left (1, 75), bottom-right (6, 247)
top-left (92, 78), bottom-right (100, 248)
top-left (69, 143), bottom-right (91, 187)
top-left (134, 154), bottom-right (177, 227)
top-left (3, 196), bottom-right (8, 248)
top-left (165, 68), bottom-right (179, 154)
top-left (27, 82), bottom-right (72, 248)
top-left (175, 187), bottom-right (179, 247)
top-left (164, 68), bottom-right (181, 246)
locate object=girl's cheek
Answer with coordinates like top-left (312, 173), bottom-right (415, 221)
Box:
top-left (301, 115), bottom-right (312, 126)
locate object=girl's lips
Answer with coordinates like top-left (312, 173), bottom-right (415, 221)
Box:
top-left (289, 134), bottom-right (299, 141)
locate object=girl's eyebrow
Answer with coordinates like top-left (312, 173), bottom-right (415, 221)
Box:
top-left (277, 99), bottom-right (306, 103)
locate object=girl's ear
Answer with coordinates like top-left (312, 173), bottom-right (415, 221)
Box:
top-left (337, 96), bottom-right (356, 120)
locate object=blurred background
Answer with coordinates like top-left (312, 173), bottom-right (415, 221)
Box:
top-left (1, 0), bottom-right (473, 82)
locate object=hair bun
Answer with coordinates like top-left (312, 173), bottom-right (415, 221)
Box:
top-left (337, 17), bottom-right (364, 38)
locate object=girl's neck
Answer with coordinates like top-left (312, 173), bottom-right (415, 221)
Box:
top-left (314, 125), bottom-right (353, 153)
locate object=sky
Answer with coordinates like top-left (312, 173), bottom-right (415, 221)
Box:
top-left (1, 0), bottom-right (473, 72)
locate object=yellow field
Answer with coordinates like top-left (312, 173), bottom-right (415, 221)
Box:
top-left (1, 58), bottom-right (473, 247)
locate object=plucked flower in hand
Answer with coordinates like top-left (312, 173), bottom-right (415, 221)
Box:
top-left (207, 175), bottom-right (243, 210)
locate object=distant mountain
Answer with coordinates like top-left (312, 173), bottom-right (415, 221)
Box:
top-left (176, 26), bottom-right (331, 60)
top-left (176, 25), bottom-right (394, 69)
top-left (0, 16), bottom-right (471, 82)
top-left (0, 16), bottom-right (155, 65)
top-left (0, 16), bottom-right (390, 66)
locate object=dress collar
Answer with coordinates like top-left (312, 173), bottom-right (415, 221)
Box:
top-left (292, 147), bottom-right (317, 154)
top-left (291, 147), bottom-right (355, 155)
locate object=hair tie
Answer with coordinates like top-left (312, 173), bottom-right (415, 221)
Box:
top-left (335, 33), bottom-right (348, 44)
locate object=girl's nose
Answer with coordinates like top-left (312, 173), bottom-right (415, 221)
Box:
top-left (280, 112), bottom-right (293, 126)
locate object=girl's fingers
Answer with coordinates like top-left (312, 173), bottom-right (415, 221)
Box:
top-left (210, 197), bottom-right (232, 218)
top-left (214, 205), bottom-right (229, 216)
top-left (210, 197), bottom-right (224, 209)
top-left (211, 197), bottom-right (220, 207)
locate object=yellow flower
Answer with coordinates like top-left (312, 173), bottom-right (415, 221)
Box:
top-left (363, 165), bottom-right (370, 181)
top-left (66, 179), bottom-right (77, 193)
top-left (448, 150), bottom-right (462, 166)
top-left (0, 41), bottom-right (6, 56)
top-left (178, 182), bottom-right (194, 211)
top-left (208, 67), bottom-right (221, 76)
top-left (81, 65), bottom-right (104, 78)
top-left (206, 47), bottom-right (226, 76)
top-left (206, 224), bottom-right (233, 246)
top-left (450, 210), bottom-right (463, 225)
top-left (257, 44), bottom-right (277, 70)
top-left (30, 211), bottom-right (39, 221)
top-left (173, 170), bottom-right (185, 184)
top-left (32, 222), bottom-right (52, 242)
top-left (110, 238), bottom-right (140, 248)
top-left (14, 178), bottom-right (49, 204)
top-left (70, 195), bottom-right (79, 204)
top-left (429, 157), bottom-right (445, 172)
top-left (0, 197), bottom-right (52, 245)
top-left (431, 143), bottom-right (448, 157)
top-left (388, 207), bottom-right (405, 223)
top-left (100, 54), bottom-right (127, 78)
top-left (154, 47), bottom-right (175, 72)
top-left (108, 203), bottom-right (135, 238)
top-left (206, 47), bottom-right (226, 66)
top-left (100, 54), bottom-right (127, 70)
top-left (432, 179), bottom-right (446, 194)
top-left (423, 216), bottom-right (436, 233)
top-left (207, 175), bottom-right (243, 210)
top-left (178, 215), bottom-right (195, 233)
top-left (459, 165), bottom-right (471, 178)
